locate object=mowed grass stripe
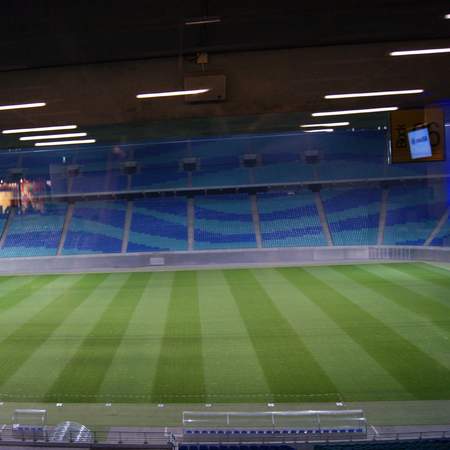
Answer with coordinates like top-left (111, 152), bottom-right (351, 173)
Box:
top-left (279, 266), bottom-right (450, 400)
top-left (338, 264), bottom-right (450, 334)
top-left (45, 272), bottom-right (149, 402)
top-left (381, 264), bottom-right (450, 306)
top-left (0, 274), bottom-right (102, 388)
top-left (0, 275), bottom-right (83, 343)
top-left (224, 269), bottom-right (338, 401)
top-left (252, 268), bottom-right (413, 401)
top-left (395, 262), bottom-right (450, 294)
top-left (0, 273), bottom-right (126, 401)
top-left (198, 270), bottom-right (270, 401)
top-left (152, 271), bottom-right (205, 402)
top-left (0, 275), bottom-right (56, 314)
top-left (306, 265), bottom-right (450, 373)
top-left (99, 272), bottom-right (174, 400)
top-left (364, 263), bottom-right (450, 306)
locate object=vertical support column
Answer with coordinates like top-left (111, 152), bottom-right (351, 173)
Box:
top-left (187, 197), bottom-right (195, 251)
top-left (250, 194), bottom-right (262, 249)
top-left (0, 207), bottom-right (15, 249)
top-left (249, 168), bottom-right (255, 185)
top-left (126, 174), bottom-right (132, 191)
top-left (314, 191), bottom-right (333, 246)
top-left (121, 201), bottom-right (133, 254)
top-left (377, 188), bottom-right (389, 245)
top-left (424, 207), bottom-right (449, 246)
top-left (187, 171), bottom-right (193, 188)
top-left (57, 203), bottom-right (74, 256)
top-left (67, 176), bottom-right (74, 194)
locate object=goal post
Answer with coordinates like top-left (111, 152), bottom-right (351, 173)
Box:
top-left (12, 409), bottom-right (47, 426)
top-left (182, 409), bottom-right (367, 432)
top-left (11, 409), bottom-right (48, 440)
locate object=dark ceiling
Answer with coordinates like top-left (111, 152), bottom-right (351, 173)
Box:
top-left (1, 1), bottom-right (450, 71)
top-left (0, 1), bottom-right (449, 148)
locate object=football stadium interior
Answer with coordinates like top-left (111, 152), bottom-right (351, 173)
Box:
top-left (0, 2), bottom-right (449, 450)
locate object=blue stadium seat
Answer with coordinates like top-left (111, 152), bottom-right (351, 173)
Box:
top-left (194, 194), bottom-right (256, 249)
top-left (62, 200), bottom-right (126, 254)
top-left (321, 187), bottom-right (381, 245)
top-left (258, 191), bottom-right (326, 247)
top-left (127, 197), bottom-right (188, 252)
top-left (1, 203), bottom-right (66, 257)
top-left (384, 182), bottom-right (448, 245)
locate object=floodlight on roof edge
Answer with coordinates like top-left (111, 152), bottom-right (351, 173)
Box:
top-left (312, 107), bottom-right (398, 117)
top-left (34, 139), bottom-right (96, 147)
top-left (325, 89), bottom-right (423, 99)
top-left (2, 125), bottom-right (77, 134)
top-left (390, 48), bottom-right (450, 56)
top-left (136, 89), bottom-right (210, 99)
top-left (0, 102), bottom-right (46, 111)
top-left (445, 14), bottom-right (450, 19)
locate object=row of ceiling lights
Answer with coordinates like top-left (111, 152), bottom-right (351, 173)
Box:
top-left (0, 89), bottom-right (212, 147)
top-left (300, 40), bottom-right (450, 132)
top-left (0, 37), bottom-right (449, 143)
top-left (1, 125), bottom-right (94, 146)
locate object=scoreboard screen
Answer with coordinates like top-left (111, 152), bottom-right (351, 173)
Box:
top-left (389, 108), bottom-right (445, 163)
top-left (408, 128), bottom-right (432, 160)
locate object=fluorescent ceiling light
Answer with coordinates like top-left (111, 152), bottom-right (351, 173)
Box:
top-left (20, 132), bottom-right (87, 141)
top-left (312, 107), bottom-right (398, 117)
top-left (390, 48), bottom-right (450, 56)
top-left (34, 139), bottom-right (96, 147)
top-left (300, 122), bottom-right (350, 128)
top-left (2, 125), bottom-right (77, 134)
top-left (325, 89), bottom-right (423, 99)
top-left (136, 89), bottom-right (209, 99)
top-left (304, 128), bottom-right (334, 133)
top-left (0, 102), bottom-right (46, 111)
top-left (185, 16), bottom-right (221, 26)
top-left (444, 14), bottom-right (450, 19)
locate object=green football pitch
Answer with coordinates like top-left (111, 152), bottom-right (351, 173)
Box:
top-left (0, 262), bottom-right (449, 405)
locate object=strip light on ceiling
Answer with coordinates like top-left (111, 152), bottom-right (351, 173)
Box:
top-left (325, 89), bottom-right (423, 99)
top-left (2, 125), bottom-right (77, 134)
top-left (136, 89), bottom-right (210, 99)
top-left (0, 102), bottom-right (46, 111)
top-left (304, 128), bottom-right (334, 133)
top-left (34, 139), bottom-right (96, 147)
top-left (390, 48), bottom-right (450, 56)
top-left (20, 132), bottom-right (87, 141)
top-left (300, 122), bottom-right (350, 128)
top-left (312, 107), bottom-right (398, 117)
top-left (185, 16), bottom-right (221, 26)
